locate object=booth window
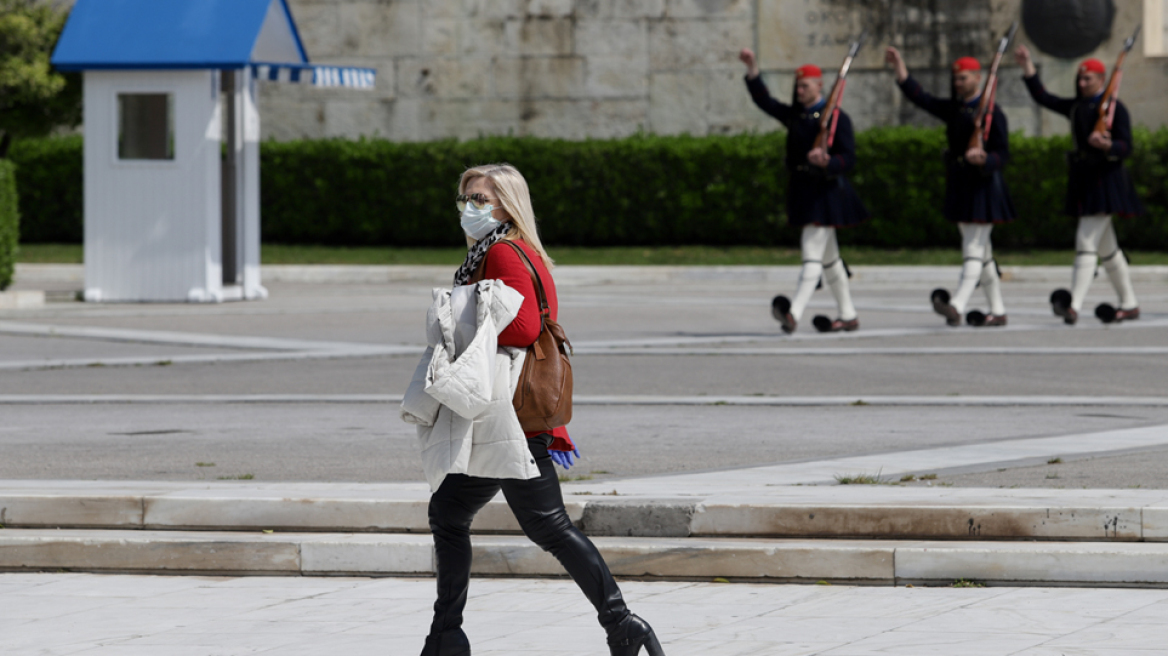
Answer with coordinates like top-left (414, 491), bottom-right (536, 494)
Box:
top-left (117, 93), bottom-right (174, 160)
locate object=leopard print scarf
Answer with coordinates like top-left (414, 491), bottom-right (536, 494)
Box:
top-left (452, 223), bottom-right (514, 287)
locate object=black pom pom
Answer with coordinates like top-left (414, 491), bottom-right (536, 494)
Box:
top-left (1050, 288), bottom-right (1072, 309)
top-left (1094, 303), bottom-right (1117, 323)
top-left (966, 310), bottom-right (987, 326)
top-left (930, 288), bottom-right (950, 305)
top-left (812, 315), bottom-right (833, 332)
top-left (771, 295), bottom-right (791, 314)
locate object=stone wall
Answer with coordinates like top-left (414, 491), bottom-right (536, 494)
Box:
top-left (258, 0), bottom-right (1168, 142)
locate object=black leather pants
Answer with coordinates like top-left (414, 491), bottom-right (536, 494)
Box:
top-left (427, 434), bottom-right (629, 636)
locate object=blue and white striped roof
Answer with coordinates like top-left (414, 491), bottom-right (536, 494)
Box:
top-left (252, 63), bottom-right (377, 89)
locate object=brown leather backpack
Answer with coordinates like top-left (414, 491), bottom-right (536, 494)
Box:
top-left (472, 240), bottom-right (572, 432)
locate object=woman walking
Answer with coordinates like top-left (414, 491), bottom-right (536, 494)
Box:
top-left (413, 164), bottom-right (664, 656)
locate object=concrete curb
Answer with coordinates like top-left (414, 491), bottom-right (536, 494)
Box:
top-left (3, 529), bottom-right (1168, 586)
top-left (3, 484), bottom-right (1166, 542)
top-left (15, 263), bottom-right (1168, 286)
top-left (0, 290), bottom-right (44, 309)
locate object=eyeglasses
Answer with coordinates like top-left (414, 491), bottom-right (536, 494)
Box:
top-left (456, 193), bottom-right (496, 212)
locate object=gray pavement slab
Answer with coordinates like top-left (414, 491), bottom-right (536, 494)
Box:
top-left (0, 572), bottom-right (1165, 655)
top-left (2, 403), bottom-right (1168, 484)
top-left (905, 449), bottom-right (1168, 490)
top-left (0, 334), bottom-right (238, 363)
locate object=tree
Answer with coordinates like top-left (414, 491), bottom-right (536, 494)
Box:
top-left (0, 0), bottom-right (80, 158)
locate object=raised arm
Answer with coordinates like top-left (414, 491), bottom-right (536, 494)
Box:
top-left (886, 47), bottom-right (950, 120)
top-left (740, 47), bottom-right (798, 124)
top-left (1015, 44), bottom-right (1074, 117)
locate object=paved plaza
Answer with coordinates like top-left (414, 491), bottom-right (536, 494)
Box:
top-left (2, 573), bottom-right (1166, 656)
top-left (3, 264), bottom-right (1167, 487)
top-left (2, 264), bottom-right (1168, 655)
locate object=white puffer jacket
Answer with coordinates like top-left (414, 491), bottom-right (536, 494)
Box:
top-left (400, 279), bottom-right (539, 492)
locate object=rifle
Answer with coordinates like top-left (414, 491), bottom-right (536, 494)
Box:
top-left (812, 31), bottom-right (865, 151)
top-left (967, 21), bottom-right (1018, 152)
top-left (1094, 24), bottom-right (1142, 134)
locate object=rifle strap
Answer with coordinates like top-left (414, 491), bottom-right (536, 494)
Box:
top-left (982, 78), bottom-right (999, 142)
top-left (1105, 71), bottom-right (1123, 130)
top-left (826, 79), bottom-right (847, 149)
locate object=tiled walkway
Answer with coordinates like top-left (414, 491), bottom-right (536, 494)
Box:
top-left (2, 573), bottom-right (1163, 655)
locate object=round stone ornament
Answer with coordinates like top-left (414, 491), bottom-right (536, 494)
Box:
top-left (1021, 0), bottom-right (1115, 59)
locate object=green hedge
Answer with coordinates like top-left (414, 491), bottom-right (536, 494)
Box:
top-left (10, 128), bottom-right (1168, 250)
top-left (8, 135), bottom-right (83, 244)
top-left (0, 160), bottom-right (19, 289)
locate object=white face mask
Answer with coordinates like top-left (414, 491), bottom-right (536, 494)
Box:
top-left (460, 202), bottom-right (503, 240)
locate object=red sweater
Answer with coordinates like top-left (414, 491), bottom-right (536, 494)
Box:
top-left (482, 239), bottom-right (574, 452)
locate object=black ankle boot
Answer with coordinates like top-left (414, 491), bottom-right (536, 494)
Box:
top-left (607, 614), bottom-right (665, 656)
top-left (420, 628), bottom-right (470, 656)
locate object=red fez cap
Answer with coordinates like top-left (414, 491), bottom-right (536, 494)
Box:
top-left (1079, 58), bottom-right (1106, 75)
top-left (952, 57), bottom-right (982, 72)
top-left (795, 64), bottom-right (822, 79)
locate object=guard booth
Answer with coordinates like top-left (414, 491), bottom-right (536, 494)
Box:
top-left (51, 0), bottom-right (375, 302)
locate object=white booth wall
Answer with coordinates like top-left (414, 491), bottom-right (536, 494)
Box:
top-left (83, 69), bottom-right (264, 303)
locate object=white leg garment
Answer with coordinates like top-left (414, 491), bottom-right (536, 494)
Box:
top-left (951, 223), bottom-right (992, 314)
top-left (1071, 214), bottom-right (1110, 311)
top-left (821, 230), bottom-right (857, 321)
top-left (791, 225), bottom-right (829, 321)
top-left (1097, 220), bottom-right (1138, 310)
top-left (978, 237), bottom-right (1006, 316)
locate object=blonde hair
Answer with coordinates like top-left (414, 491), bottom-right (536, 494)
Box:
top-left (459, 163), bottom-right (555, 270)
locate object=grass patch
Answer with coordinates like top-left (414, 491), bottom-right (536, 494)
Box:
top-left (919, 473), bottom-right (938, 481)
top-left (194, 462), bottom-right (215, 468)
top-left (951, 578), bottom-right (985, 588)
top-left (899, 474), bottom-right (916, 482)
top-left (558, 474), bottom-right (594, 482)
top-left (14, 243), bottom-right (83, 263)
top-left (19, 244), bottom-right (1168, 267)
top-left (1047, 457), bottom-right (1063, 464)
top-left (835, 471), bottom-right (887, 485)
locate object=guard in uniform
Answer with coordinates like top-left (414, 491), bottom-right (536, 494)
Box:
top-left (886, 47), bottom-right (1016, 327)
top-left (1015, 45), bottom-right (1144, 325)
top-left (739, 48), bottom-right (870, 334)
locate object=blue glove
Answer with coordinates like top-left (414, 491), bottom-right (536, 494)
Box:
top-left (549, 448), bottom-right (581, 469)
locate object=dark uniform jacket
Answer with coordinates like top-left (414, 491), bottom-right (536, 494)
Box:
top-left (897, 75), bottom-right (1016, 224)
top-left (746, 75), bottom-right (869, 228)
top-left (1023, 74), bottom-right (1144, 217)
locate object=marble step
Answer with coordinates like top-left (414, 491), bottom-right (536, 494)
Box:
top-left (2, 528), bottom-right (1168, 586)
top-left (2, 481), bottom-right (1166, 541)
